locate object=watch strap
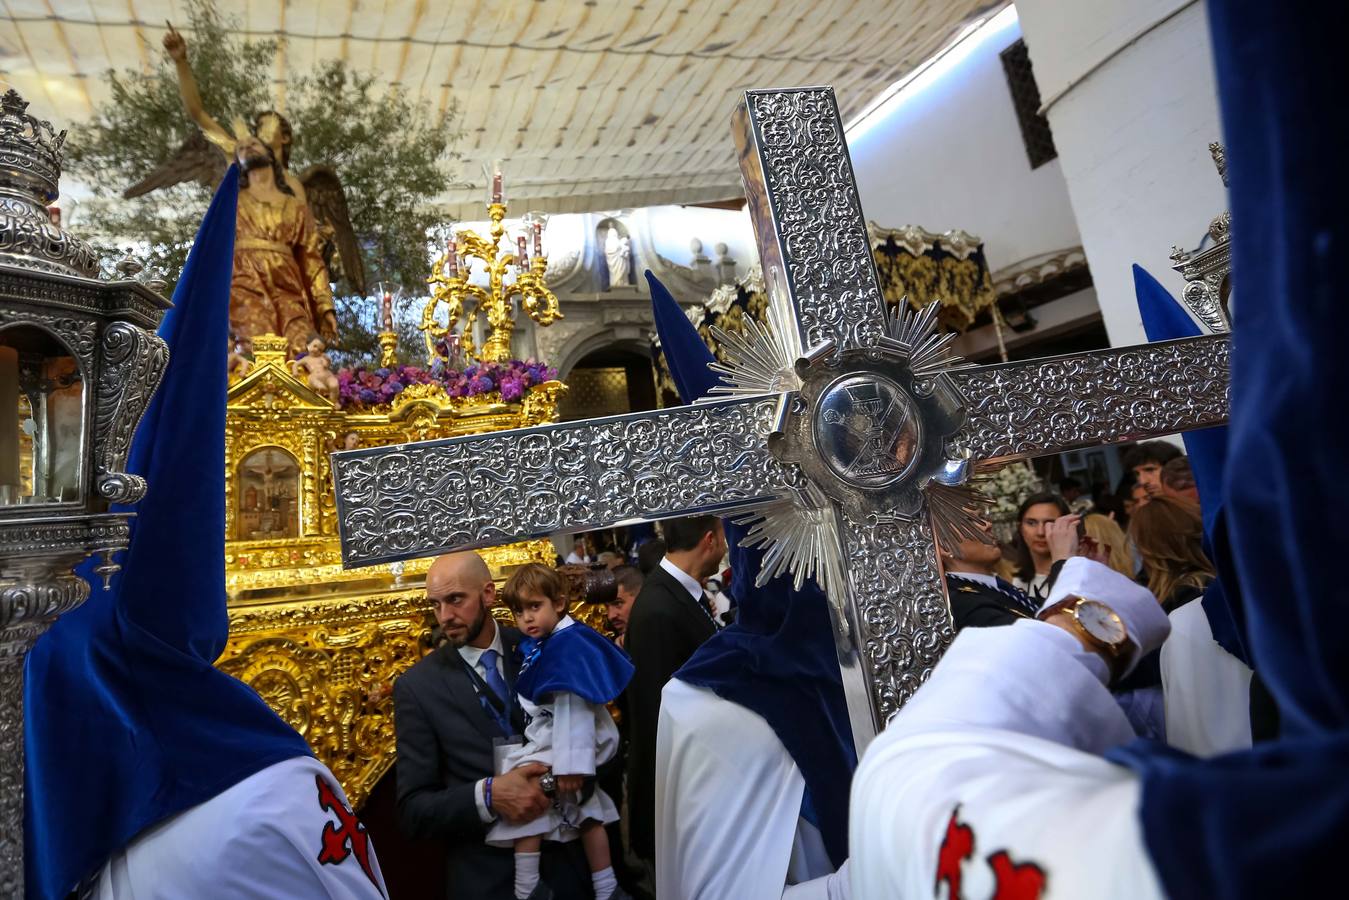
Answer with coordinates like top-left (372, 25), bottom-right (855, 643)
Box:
top-left (1040, 596), bottom-right (1129, 683)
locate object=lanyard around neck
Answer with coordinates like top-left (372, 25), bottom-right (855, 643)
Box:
top-left (460, 652), bottom-right (516, 736)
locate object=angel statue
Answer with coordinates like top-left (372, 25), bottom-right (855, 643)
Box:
top-left (124, 23), bottom-right (367, 356)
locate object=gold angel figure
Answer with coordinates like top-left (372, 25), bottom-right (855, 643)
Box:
top-left (124, 23), bottom-right (368, 356)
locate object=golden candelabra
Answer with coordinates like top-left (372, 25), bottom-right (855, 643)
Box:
top-left (424, 192), bottom-right (562, 364)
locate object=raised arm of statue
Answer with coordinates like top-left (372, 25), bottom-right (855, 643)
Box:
top-left (163, 22), bottom-right (236, 155)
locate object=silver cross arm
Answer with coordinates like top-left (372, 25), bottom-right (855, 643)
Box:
top-left (333, 395), bottom-right (786, 568)
top-left (952, 333), bottom-right (1231, 460)
top-left (823, 333), bottom-right (1231, 734)
top-left (714, 87), bottom-right (1232, 747)
top-left (335, 84), bottom-right (1232, 758)
top-left (733, 87), bottom-right (886, 355)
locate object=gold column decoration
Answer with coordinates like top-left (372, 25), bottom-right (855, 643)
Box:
top-left (423, 189), bottom-right (562, 364)
top-left (377, 332), bottom-right (398, 368)
top-left (221, 331), bottom-right (565, 807)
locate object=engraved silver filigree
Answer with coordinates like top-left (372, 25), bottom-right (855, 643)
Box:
top-left (0, 89), bottom-right (99, 277)
top-left (94, 322), bottom-right (169, 502)
top-left (732, 88), bottom-right (886, 353)
top-left (950, 336), bottom-right (1231, 461)
top-left (333, 398), bottom-right (787, 567)
top-left (1169, 141), bottom-right (1232, 333)
top-left (335, 87), bottom-right (1233, 751)
top-left (0, 88), bottom-right (171, 896)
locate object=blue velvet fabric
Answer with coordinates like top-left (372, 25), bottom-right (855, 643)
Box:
top-left (1109, 3), bottom-right (1349, 894)
top-left (1132, 263), bottom-right (1250, 664)
top-left (23, 168), bottom-right (313, 900)
top-left (646, 270), bottom-right (856, 867)
top-left (646, 270), bottom-right (720, 401)
top-left (516, 621), bottom-right (634, 705)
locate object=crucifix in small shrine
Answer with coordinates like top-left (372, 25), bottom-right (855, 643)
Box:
top-left (332, 87), bottom-right (1230, 752)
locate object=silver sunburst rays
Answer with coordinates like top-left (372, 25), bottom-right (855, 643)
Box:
top-left (698, 298), bottom-right (994, 612)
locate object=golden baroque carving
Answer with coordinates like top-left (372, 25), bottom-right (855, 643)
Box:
top-left (219, 591), bottom-right (430, 809)
top-left (219, 337), bottom-right (564, 806)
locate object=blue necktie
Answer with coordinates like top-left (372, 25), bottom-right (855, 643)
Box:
top-left (478, 648), bottom-right (510, 707)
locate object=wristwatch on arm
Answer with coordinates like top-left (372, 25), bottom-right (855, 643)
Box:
top-left (1039, 595), bottom-right (1130, 684)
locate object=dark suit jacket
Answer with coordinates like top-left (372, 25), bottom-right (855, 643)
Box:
top-left (623, 563), bottom-right (717, 858)
top-left (393, 627), bottom-right (590, 899)
top-left (947, 574), bottom-right (1035, 630)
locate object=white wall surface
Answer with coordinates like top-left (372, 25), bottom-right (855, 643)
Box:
top-left (640, 205), bottom-right (757, 279)
top-left (1016, 0), bottom-right (1226, 346)
top-left (846, 7), bottom-right (1082, 275)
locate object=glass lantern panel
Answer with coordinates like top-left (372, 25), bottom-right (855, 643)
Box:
top-left (235, 447), bottom-right (301, 540)
top-left (0, 325), bottom-right (84, 507)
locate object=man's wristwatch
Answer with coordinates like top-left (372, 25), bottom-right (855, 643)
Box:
top-left (539, 770), bottom-right (557, 797)
top-left (1039, 595), bottom-right (1130, 682)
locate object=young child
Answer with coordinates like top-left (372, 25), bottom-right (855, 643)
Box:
top-left (490, 564), bottom-right (634, 900)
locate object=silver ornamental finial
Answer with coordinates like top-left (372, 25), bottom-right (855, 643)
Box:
top-left (1170, 141), bottom-right (1233, 333)
top-left (1209, 142), bottom-right (1228, 187)
top-left (114, 249), bottom-right (145, 280)
top-left (0, 88), bottom-right (98, 277)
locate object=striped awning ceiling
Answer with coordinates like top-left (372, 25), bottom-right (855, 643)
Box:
top-left (1, 0), bottom-right (1002, 217)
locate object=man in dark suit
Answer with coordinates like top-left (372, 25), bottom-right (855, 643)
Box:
top-left (939, 522), bottom-right (1040, 629)
top-left (623, 516), bottom-right (725, 875)
top-left (393, 552), bottom-right (591, 899)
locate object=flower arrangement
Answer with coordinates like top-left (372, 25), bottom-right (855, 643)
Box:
top-left (977, 461), bottom-right (1044, 541)
top-left (335, 359), bottom-right (557, 409)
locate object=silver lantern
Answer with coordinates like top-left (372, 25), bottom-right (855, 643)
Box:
top-left (0, 88), bottom-right (170, 896)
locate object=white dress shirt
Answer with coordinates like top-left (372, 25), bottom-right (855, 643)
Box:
top-left (659, 556), bottom-right (705, 601)
top-left (460, 626), bottom-right (508, 822)
top-left (458, 625), bottom-right (505, 680)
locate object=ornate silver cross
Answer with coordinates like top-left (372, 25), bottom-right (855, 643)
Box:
top-left (333, 87), bottom-right (1230, 753)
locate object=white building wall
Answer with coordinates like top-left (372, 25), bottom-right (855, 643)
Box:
top-left (1015, 0), bottom-right (1226, 346)
top-left (846, 8), bottom-right (1082, 275)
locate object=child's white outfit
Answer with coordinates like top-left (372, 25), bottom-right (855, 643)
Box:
top-left (487, 615), bottom-right (628, 845)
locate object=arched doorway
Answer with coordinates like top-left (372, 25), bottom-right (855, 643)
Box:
top-left (557, 345), bottom-right (658, 422)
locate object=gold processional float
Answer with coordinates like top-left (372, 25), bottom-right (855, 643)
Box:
top-left (217, 189), bottom-right (584, 809)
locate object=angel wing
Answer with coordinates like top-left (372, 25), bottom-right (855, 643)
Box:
top-left (300, 164), bottom-right (368, 297)
top-left (122, 129), bottom-right (229, 199)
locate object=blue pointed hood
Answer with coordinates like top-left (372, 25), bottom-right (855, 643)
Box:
top-left (24, 167), bottom-right (312, 899)
top-left (1109, 6), bottom-right (1349, 896)
top-left (1132, 263), bottom-right (1248, 664)
top-left (648, 269), bottom-right (855, 866)
top-left (647, 270), bottom-right (720, 401)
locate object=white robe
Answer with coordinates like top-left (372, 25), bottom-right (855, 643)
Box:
top-left (849, 620), bottom-right (1165, 900)
top-left (655, 678), bottom-right (849, 900)
top-left (93, 755), bottom-right (387, 899)
top-left (1161, 598), bottom-right (1254, 756)
top-left (488, 617), bottom-right (622, 845)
